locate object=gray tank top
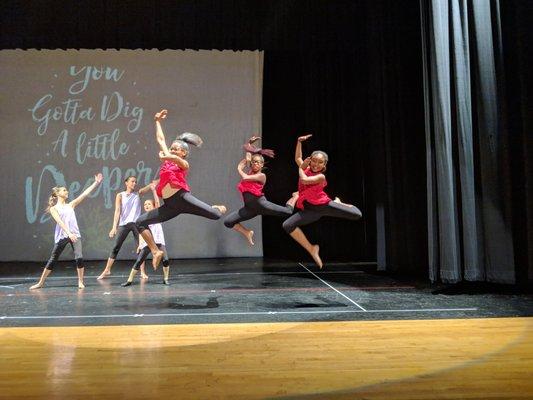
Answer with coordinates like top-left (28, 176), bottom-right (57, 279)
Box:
top-left (119, 191), bottom-right (141, 225)
top-left (54, 204), bottom-right (80, 243)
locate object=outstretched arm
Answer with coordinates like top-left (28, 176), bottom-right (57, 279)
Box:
top-left (70, 173), bottom-right (103, 208)
top-left (295, 134), bottom-right (312, 168)
top-left (155, 109), bottom-right (170, 156)
top-left (50, 207), bottom-right (78, 243)
top-left (298, 167), bottom-right (325, 185)
top-left (138, 181), bottom-right (153, 195)
top-left (237, 159), bottom-right (266, 184)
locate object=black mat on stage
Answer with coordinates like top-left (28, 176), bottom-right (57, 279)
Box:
top-left (0, 258), bottom-right (531, 327)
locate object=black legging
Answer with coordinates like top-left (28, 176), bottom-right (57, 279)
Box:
top-left (136, 189), bottom-right (222, 232)
top-left (282, 201), bottom-right (362, 233)
top-left (109, 222), bottom-right (139, 259)
top-left (45, 237), bottom-right (83, 270)
top-left (133, 244), bottom-right (169, 270)
top-left (224, 192), bottom-right (293, 228)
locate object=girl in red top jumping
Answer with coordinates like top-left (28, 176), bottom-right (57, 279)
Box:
top-left (224, 136), bottom-right (297, 245)
top-left (135, 109), bottom-right (226, 268)
top-left (282, 134), bottom-right (362, 268)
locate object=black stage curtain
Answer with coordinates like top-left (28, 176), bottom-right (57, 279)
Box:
top-left (261, 50), bottom-right (373, 263)
top-left (500, 0), bottom-right (533, 283)
top-left (0, 0), bottom-right (367, 52)
top-left (1, 0), bottom-right (530, 282)
top-left (262, 1), bottom-right (426, 268)
top-left (363, 1), bottom-right (428, 274)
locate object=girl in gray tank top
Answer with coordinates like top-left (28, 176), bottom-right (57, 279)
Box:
top-left (97, 175), bottom-right (154, 280)
top-left (30, 173), bottom-right (103, 290)
top-left (122, 190), bottom-right (171, 287)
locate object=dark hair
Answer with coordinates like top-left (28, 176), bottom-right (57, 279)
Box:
top-left (243, 142), bottom-right (275, 158)
top-left (124, 175), bottom-right (136, 183)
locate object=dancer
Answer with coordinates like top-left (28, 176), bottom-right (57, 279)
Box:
top-left (30, 173), bottom-right (103, 290)
top-left (136, 109), bottom-right (226, 268)
top-left (97, 175), bottom-right (154, 280)
top-left (122, 184), bottom-right (170, 286)
top-left (282, 135), bottom-right (362, 268)
top-left (224, 136), bottom-right (297, 245)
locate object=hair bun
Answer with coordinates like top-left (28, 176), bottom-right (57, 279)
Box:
top-left (177, 132), bottom-right (203, 147)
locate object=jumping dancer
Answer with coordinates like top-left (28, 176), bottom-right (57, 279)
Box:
top-left (282, 135), bottom-right (362, 268)
top-left (224, 136), bottom-right (297, 245)
top-left (136, 109), bottom-right (226, 267)
top-left (30, 173), bottom-right (103, 290)
top-left (97, 176), bottom-right (154, 280)
top-left (122, 184), bottom-right (170, 286)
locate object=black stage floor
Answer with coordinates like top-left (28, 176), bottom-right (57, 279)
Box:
top-left (0, 258), bottom-right (531, 327)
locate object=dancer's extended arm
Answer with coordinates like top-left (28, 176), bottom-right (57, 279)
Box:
top-left (70, 173), bottom-right (103, 208)
top-left (154, 109), bottom-right (170, 156)
top-left (295, 134), bottom-right (312, 168)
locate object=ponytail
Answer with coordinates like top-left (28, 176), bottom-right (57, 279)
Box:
top-left (243, 136), bottom-right (275, 158)
top-left (46, 187), bottom-right (61, 213)
top-left (171, 132), bottom-right (203, 155)
top-left (177, 132), bottom-right (203, 147)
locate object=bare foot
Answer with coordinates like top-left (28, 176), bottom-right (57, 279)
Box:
top-left (30, 283), bottom-right (43, 290)
top-left (140, 273), bottom-right (149, 279)
top-left (78, 282), bottom-right (85, 289)
top-left (97, 270), bottom-right (111, 280)
top-left (334, 197), bottom-right (354, 207)
top-left (310, 245), bottom-right (323, 269)
top-left (213, 205), bottom-right (227, 214)
top-left (152, 250), bottom-right (164, 270)
top-left (246, 230), bottom-right (255, 246)
top-left (287, 192), bottom-right (299, 208)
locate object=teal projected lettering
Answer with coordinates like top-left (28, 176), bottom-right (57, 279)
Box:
top-left (69, 66), bottom-right (125, 95)
top-left (25, 162), bottom-right (158, 224)
top-left (25, 64), bottom-right (151, 224)
top-left (76, 129), bottom-right (129, 163)
top-left (29, 95), bottom-right (95, 136)
top-left (101, 92), bottom-right (143, 132)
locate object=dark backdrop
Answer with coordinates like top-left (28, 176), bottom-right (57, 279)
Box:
top-left (1, 0), bottom-right (530, 281)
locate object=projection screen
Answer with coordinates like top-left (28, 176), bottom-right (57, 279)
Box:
top-left (0, 49), bottom-right (264, 261)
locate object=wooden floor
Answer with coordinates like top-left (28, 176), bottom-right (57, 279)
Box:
top-left (1, 317), bottom-right (532, 399)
